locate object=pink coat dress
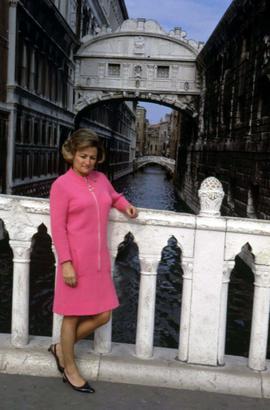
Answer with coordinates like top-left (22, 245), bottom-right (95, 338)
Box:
top-left (50, 168), bottom-right (130, 316)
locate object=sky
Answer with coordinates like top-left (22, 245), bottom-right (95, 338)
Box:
top-left (124, 0), bottom-right (232, 123)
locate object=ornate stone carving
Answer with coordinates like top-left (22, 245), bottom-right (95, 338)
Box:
top-left (182, 260), bottom-right (193, 280)
top-left (9, 241), bottom-right (31, 261)
top-left (21, 200), bottom-right (49, 215)
top-left (222, 261), bottom-right (234, 283)
top-left (98, 63), bottom-right (106, 77)
top-left (134, 65), bottom-right (142, 77)
top-left (74, 90), bottom-right (199, 116)
top-left (0, 197), bottom-right (13, 211)
top-left (133, 36), bottom-right (145, 55)
top-left (5, 200), bottom-right (36, 241)
top-left (198, 177), bottom-right (225, 217)
top-left (254, 265), bottom-right (270, 288)
top-left (169, 27), bottom-right (187, 40)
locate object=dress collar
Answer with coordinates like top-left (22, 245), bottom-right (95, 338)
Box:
top-left (67, 167), bottom-right (97, 182)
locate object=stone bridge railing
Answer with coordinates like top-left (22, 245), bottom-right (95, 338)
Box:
top-left (135, 156), bottom-right (175, 174)
top-left (1, 177), bottom-right (270, 392)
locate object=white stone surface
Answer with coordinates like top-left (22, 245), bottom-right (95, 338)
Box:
top-left (198, 177), bottom-right (225, 217)
top-left (248, 265), bottom-right (270, 371)
top-left (75, 19), bottom-right (201, 115)
top-left (135, 259), bottom-right (158, 359)
top-left (0, 335), bottom-right (266, 399)
top-left (217, 261), bottom-right (234, 365)
top-left (178, 259), bottom-right (193, 361)
top-left (9, 241), bottom-right (31, 347)
top-left (1, 178), bottom-right (270, 391)
top-left (188, 228), bottom-right (226, 365)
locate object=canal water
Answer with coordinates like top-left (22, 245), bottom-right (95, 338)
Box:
top-left (0, 165), bottom-right (261, 357)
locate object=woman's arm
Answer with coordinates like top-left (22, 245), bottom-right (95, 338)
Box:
top-left (50, 181), bottom-right (72, 264)
top-left (104, 174), bottom-right (138, 217)
top-left (50, 182), bottom-right (77, 286)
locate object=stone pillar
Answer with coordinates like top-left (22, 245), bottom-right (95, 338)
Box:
top-left (6, 108), bottom-right (17, 193)
top-left (9, 240), bottom-right (31, 347)
top-left (248, 265), bottom-right (270, 371)
top-left (51, 247), bottom-right (62, 343)
top-left (217, 261), bottom-right (234, 365)
top-left (52, 313), bottom-right (62, 344)
top-left (6, 1), bottom-right (18, 194)
top-left (7, 0), bottom-right (17, 86)
top-left (187, 177), bottom-right (225, 365)
top-left (135, 258), bottom-right (158, 359)
top-left (178, 260), bottom-right (193, 361)
top-left (94, 256), bottom-right (115, 354)
top-left (94, 320), bottom-right (112, 354)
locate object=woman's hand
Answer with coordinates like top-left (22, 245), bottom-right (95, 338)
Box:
top-left (62, 261), bottom-right (77, 287)
top-left (125, 204), bottom-right (138, 219)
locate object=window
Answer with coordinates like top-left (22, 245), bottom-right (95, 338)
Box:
top-left (108, 64), bottom-right (120, 77)
top-left (157, 66), bottom-right (169, 79)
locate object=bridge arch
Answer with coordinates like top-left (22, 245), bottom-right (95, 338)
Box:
top-left (74, 19), bottom-right (203, 117)
top-left (135, 156), bottom-right (175, 175)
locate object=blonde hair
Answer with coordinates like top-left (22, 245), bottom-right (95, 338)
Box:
top-left (62, 128), bottom-right (105, 165)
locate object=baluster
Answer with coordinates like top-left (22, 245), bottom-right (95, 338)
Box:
top-left (51, 247), bottom-right (62, 343)
top-left (185, 176), bottom-right (225, 366)
top-left (52, 313), bottom-right (62, 344)
top-left (217, 261), bottom-right (234, 365)
top-left (94, 320), bottom-right (112, 354)
top-left (248, 264), bottom-right (270, 371)
top-left (94, 256), bottom-right (115, 354)
top-left (9, 240), bottom-right (31, 347)
top-left (135, 258), bottom-right (158, 359)
top-left (178, 260), bottom-right (193, 361)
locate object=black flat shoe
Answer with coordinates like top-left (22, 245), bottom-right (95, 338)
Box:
top-left (48, 344), bottom-right (64, 374)
top-left (63, 372), bottom-right (95, 394)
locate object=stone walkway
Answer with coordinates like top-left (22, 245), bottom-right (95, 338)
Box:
top-left (1, 373), bottom-right (270, 410)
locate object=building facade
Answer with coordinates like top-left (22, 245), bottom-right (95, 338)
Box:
top-left (0, 0), bottom-right (9, 194)
top-left (144, 112), bottom-right (181, 158)
top-left (77, 99), bottom-right (136, 180)
top-left (135, 105), bottom-right (147, 156)
top-left (176, 0), bottom-right (270, 218)
top-left (2, 0), bottom-right (130, 196)
top-left (169, 110), bottom-right (181, 160)
top-left (145, 123), bottom-right (160, 156)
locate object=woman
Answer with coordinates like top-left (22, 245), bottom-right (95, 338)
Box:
top-left (49, 128), bottom-right (138, 393)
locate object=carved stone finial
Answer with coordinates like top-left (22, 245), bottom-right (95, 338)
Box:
top-left (198, 177), bottom-right (224, 217)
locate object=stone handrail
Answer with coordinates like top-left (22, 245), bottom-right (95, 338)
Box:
top-left (0, 177), bottom-right (270, 372)
top-left (136, 156), bottom-right (175, 164)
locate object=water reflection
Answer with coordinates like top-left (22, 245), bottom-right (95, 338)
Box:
top-left (113, 165), bottom-right (192, 212)
top-left (155, 236), bottom-right (182, 348)
top-left (29, 224), bottom-right (55, 336)
top-left (113, 166), bottom-right (187, 347)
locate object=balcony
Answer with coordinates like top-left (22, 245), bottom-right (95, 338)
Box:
top-left (0, 176), bottom-right (270, 398)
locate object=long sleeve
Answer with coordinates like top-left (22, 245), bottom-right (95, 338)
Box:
top-left (104, 175), bottom-right (130, 212)
top-left (50, 181), bottom-right (72, 264)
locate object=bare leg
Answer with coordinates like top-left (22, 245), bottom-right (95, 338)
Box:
top-left (61, 316), bottom-right (85, 386)
top-left (56, 311), bottom-right (111, 379)
top-left (76, 311), bottom-right (111, 342)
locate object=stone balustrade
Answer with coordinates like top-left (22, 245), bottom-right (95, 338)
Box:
top-left (1, 177), bottom-right (270, 380)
